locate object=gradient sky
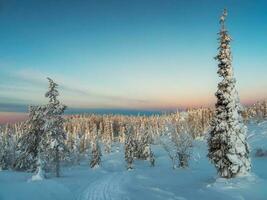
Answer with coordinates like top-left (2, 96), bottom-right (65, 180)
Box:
top-left (0, 0), bottom-right (266, 112)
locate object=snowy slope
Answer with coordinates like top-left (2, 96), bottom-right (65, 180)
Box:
top-left (0, 121), bottom-right (267, 200)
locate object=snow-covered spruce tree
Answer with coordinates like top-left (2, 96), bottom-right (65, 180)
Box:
top-left (161, 118), bottom-right (192, 169)
top-left (74, 133), bottom-right (82, 165)
top-left (103, 118), bottom-right (112, 153)
top-left (90, 123), bottom-right (101, 168)
top-left (0, 130), bottom-right (9, 170)
top-left (0, 125), bottom-right (16, 170)
top-left (69, 130), bottom-right (82, 165)
top-left (139, 125), bottom-right (155, 166)
top-left (175, 121), bottom-right (193, 168)
top-left (147, 127), bottom-right (156, 167)
top-left (208, 9), bottom-right (251, 178)
top-left (43, 78), bottom-right (67, 177)
top-left (5, 126), bottom-right (17, 169)
top-left (118, 125), bottom-right (126, 143)
top-left (124, 125), bottom-right (135, 170)
top-left (263, 100), bottom-right (267, 118)
top-left (14, 106), bottom-right (46, 172)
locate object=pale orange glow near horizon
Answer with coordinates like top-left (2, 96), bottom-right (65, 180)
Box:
top-left (0, 93), bottom-right (264, 125)
top-left (0, 112), bottom-right (28, 124)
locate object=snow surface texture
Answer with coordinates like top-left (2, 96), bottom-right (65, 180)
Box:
top-left (0, 121), bottom-right (266, 200)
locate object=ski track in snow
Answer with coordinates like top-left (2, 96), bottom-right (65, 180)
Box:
top-left (78, 172), bottom-right (129, 200)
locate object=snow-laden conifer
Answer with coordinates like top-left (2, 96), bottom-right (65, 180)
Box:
top-left (103, 118), bottom-right (112, 153)
top-left (43, 78), bottom-right (67, 177)
top-left (72, 133), bottom-right (82, 165)
top-left (161, 117), bottom-right (192, 169)
top-left (139, 125), bottom-right (155, 166)
top-left (263, 100), bottom-right (267, 118)
top-left (124, 125), bottom-right (135, 170)
top-left (0, 130), bottom-right (12, 170)
top-left (90, 123), bottom-right (101, 168)
top-left (14, 106), bottom-right (45, 171)
top-left (208, 9), bottom-right (251, 178)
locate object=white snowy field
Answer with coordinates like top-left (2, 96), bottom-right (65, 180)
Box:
top-left (0, 120), bottom-right (267, 200)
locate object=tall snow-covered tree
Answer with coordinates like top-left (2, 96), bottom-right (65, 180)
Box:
top-left (263, 100), bottom-right (267, 118)
top-left (137, 125), bottom-right (155, 166)
top-left (175, 124), bottom-right (193, 168)
top-left (103, 118), bottom-right (112, 153)
top-left (208, 9), bottom-right (251, 178)
top-left (90, 123), bottom-right (101, 168)
top-left (14, 106), bottom-right (46, 172)
top-left (43, 78), bottom-right (67, 177)
top-left (72, 132), bottom-right (82, 165)
top-left (124, 125), bottom-right (135, 170)
top-left (161, 118), bottom-right (192, 169)
top-left (118, 125), bottom-right (126, 143)
top-left (0, 129), bottom-right (12, 170)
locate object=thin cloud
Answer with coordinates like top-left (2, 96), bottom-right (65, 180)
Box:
top-left (6, 68), bottom-right (151, 107)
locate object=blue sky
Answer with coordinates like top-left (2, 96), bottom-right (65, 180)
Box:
top-left (0, 0), bottom-right (266, 112)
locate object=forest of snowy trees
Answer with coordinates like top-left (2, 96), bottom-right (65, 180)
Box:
top-left (0, 10), bottom-right (266, 182)
top-left (0, 100), bottom-right (213, 174)
top-left (0, 94), bottom-right (265, 179)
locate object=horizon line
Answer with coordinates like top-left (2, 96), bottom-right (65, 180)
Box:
top-left (0, 99), bottom-right (265, 115)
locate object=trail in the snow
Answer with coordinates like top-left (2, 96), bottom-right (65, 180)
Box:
top-left (78, 172), bottom-right (130, 200)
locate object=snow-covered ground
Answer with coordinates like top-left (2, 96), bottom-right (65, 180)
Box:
top-left (1, 120), bottom-right (267, 200)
